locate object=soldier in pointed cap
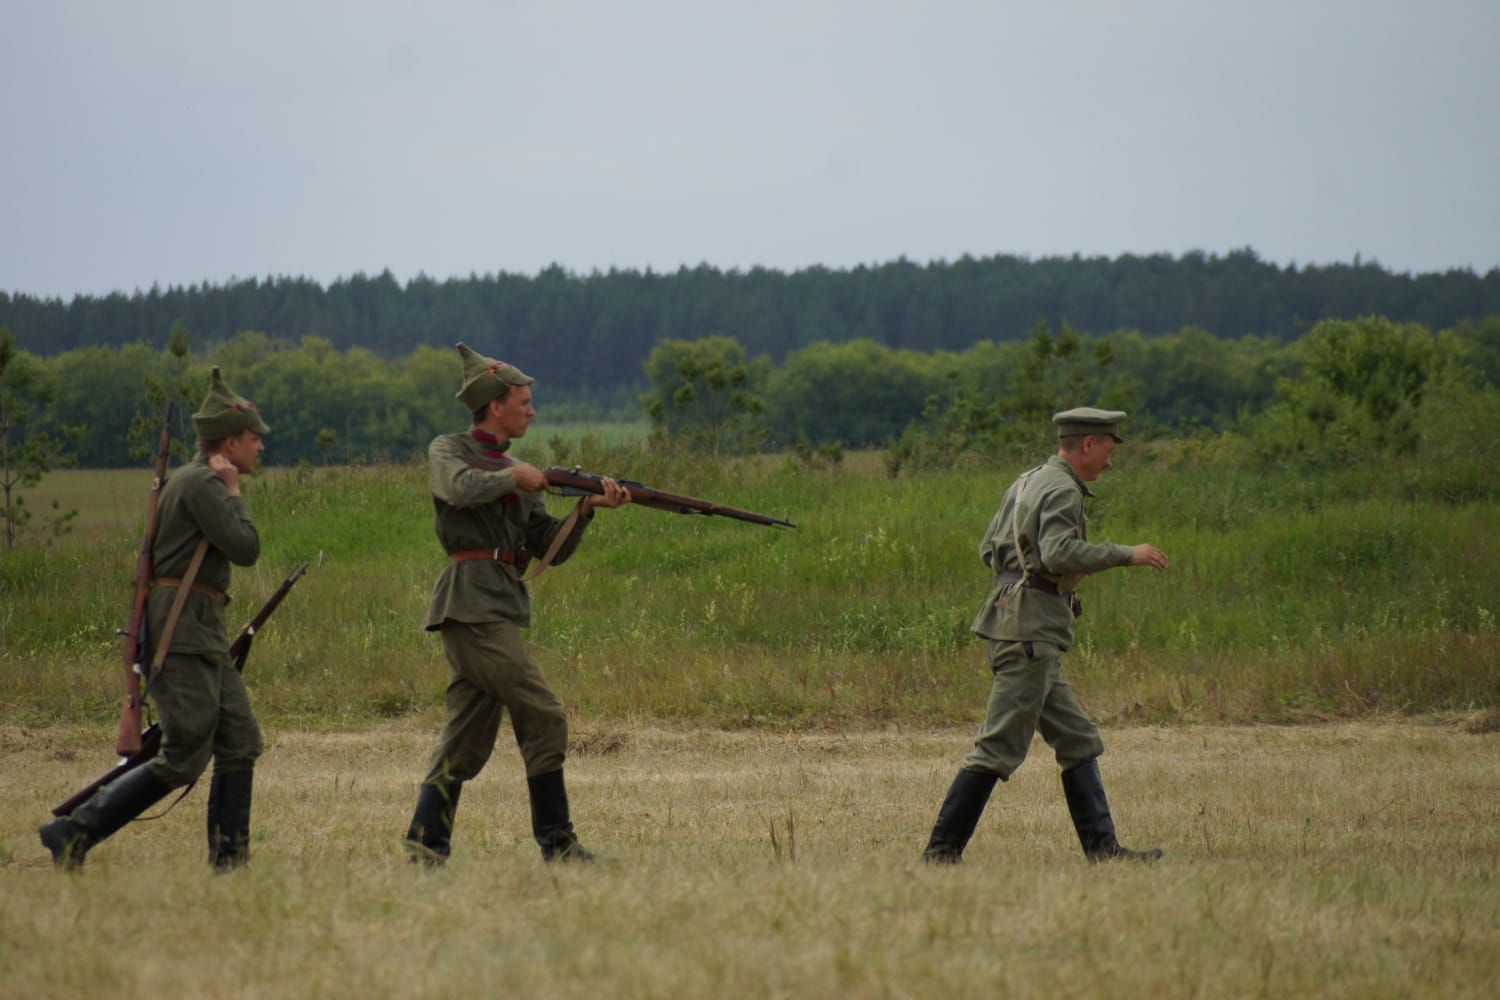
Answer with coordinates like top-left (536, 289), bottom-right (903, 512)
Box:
top-left (41, 368), bottom-right (269, 870)
top-left (401, 343), bottom-right (629, 865)
top-left (919, 406), bottom-right (1169, 865)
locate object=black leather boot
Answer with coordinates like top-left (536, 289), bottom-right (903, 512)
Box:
top-left (39, 766), bottom-right (174, 870)
top-left (404, 782), bottom-right (462, 866)
top-left (206, 770), bottom-right (255, 871)
top-left (921, 767), bottom-right (1000, 864)
top-left (527, 769), bottom-right (593, 862)
top-left (1060, 759), bottom-right (1162, 863)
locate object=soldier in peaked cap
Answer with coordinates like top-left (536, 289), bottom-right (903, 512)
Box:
top-left (41, 368), bottom-right (269, 871)
top-left (920, 407), bottom-right (1169, 865)
top-left (401, 343), bottom-right (629, 865)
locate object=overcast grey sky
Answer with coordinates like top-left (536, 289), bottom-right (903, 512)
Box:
top-left (3, 0), bottom-right (1497, 300)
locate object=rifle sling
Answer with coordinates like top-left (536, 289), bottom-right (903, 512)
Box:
top-left (1006, 468), bottom-right (1041, 595)
top-left (150, 538), bottom-right (210, 672)
top-left (520, 498), bottom-right (587, 583)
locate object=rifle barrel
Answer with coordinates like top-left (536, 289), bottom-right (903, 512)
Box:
top-left (543, 467), bottom-right (794, 528)
top-left (228, 562), bottom-right (310, 661)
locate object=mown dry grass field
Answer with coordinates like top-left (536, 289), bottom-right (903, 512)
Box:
top-left (3, 719), bottom-right (1496, 998)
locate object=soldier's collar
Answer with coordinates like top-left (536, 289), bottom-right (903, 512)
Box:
top-left (470, 428), bottom-right (512, 453)
top-left (1046, 454), bottom-right (1095, 497)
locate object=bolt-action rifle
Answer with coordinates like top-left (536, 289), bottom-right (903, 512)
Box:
top-left (53, 562), bottom-right (308, 818)
top-left (113, 406), bottom-right (175, 756)
top-left (543, 466), bottom-right (795, 528)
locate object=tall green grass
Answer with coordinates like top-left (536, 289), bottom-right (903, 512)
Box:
top-left (3, 439), bottom-right (1496, 728)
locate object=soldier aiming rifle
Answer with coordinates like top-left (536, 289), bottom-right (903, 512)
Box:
top-left (402, 343), bottom-right (791, 865)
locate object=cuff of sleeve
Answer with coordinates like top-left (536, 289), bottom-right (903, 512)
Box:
top-left (1115, 543), bottom-right (1135, 567)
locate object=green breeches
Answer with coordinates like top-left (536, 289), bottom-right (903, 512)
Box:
top-left (145, 651), bottom-right (263, 788)
top-left (962, 639), bottom-right (1105, 779)
top-left (422, 620), bottom-right (568, 784)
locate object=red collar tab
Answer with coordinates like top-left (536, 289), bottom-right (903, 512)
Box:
top-left (470, 428), bottom-right (508, 449)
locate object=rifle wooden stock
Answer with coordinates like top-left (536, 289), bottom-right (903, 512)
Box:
top-left (543, 467), bottom-right (795, 528)
top-left (55, 562), bottom-right (308, 818)
top-left (115, 408), bottom-right (174, 755)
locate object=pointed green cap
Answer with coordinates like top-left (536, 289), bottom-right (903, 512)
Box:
top-left (193, 367), bottom-right (270, 439)
top-left (455, 342), bottom-right (533, 411)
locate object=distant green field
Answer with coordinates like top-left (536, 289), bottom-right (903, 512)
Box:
top-left (530, 420), bottom-right (652, 450)
top-left (17, 421), bottom-right (651, 538)
top-left (3, 435), bottom-right (1496, 729)
top-left (10, 467), bottom-right (150, 538)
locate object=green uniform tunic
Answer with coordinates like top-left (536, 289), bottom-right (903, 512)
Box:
top-left (144, 455), bottom-right (263, 787)
top-left (963, 455), bottom-right (1133, 778)
top-left (971, 455), bottom-right (1133, 649)
top-left (419, 429), bottom-right (593, 783)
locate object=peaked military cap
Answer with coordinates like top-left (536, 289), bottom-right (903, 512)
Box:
top-left (193, 367), bottom-right (270, 439)
top-left (455, 342), bottom-right (534, 411)
top-left (1053, 406), bottom-right (1126, 441)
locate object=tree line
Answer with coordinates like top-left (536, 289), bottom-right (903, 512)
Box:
top-left (642, 316), bottom-right (1500, 473)
top-left (5, 250), bottom-right (1499, 401)
top-left (4, 315), bottom-right (1497, 470)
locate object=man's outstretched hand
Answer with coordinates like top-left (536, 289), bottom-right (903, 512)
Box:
top-left (1130, 544), bottom-right (1168, 571)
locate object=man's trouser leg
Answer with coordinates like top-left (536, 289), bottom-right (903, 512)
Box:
top-left (472, 622), bottom-right (591, 862)
top-left (1033, 656), bottom-right (1106, 772)
top-left (407, 621), bottom-right (575, 861)
top-left (40, 650), bottom-right (241, 870)
top-left (961, 639), bottom-right (1057, 778)
top-left (921, 640), bottom-right (1050, 864)
top-left (1029, 653), bottom-right (1160, 863)
top-left (404, 638), bottom-right (503, 863)
top-left (205, 657), bottom-right (263, 870)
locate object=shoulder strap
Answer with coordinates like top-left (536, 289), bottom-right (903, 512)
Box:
top-left (1010, 467), bottom-right (1041, 589)
top-left (150, 538), bottom-right (210, 671)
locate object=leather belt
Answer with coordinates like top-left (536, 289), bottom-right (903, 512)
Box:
top-left (996, 570), bottom-right (1069, 596)
top-left (449, 548), bottom-right (528, 566)
top-left (996, 569), bottom-right (1082, 617)
top-left (151, 577), bottom-right (229, 606)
